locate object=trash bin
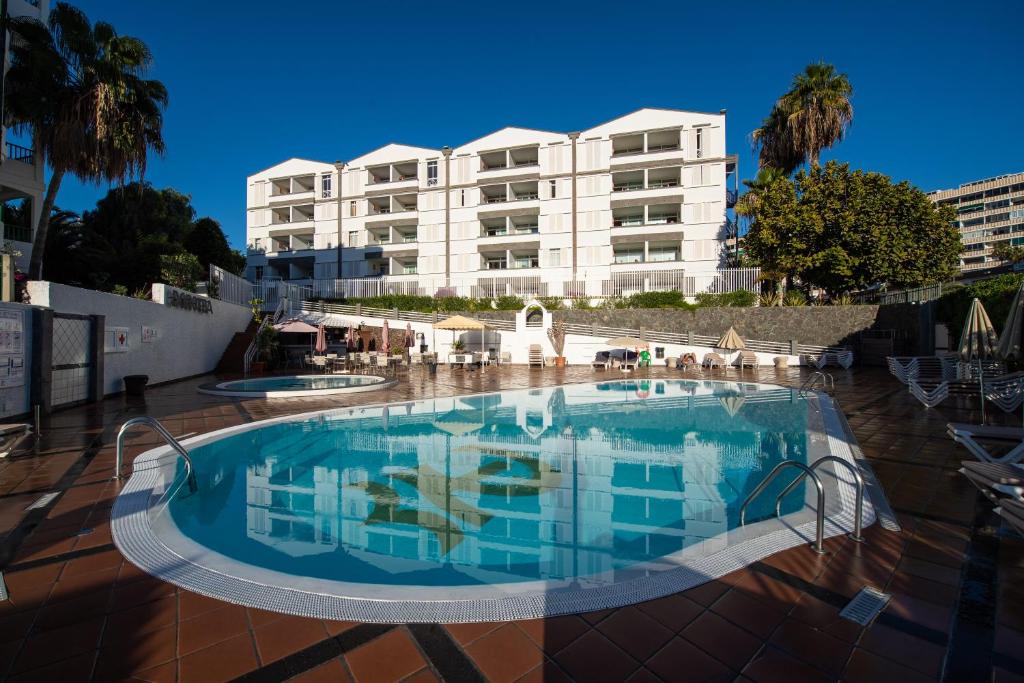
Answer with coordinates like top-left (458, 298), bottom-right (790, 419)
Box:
top-left (124, 374), bottom-right (149, 396)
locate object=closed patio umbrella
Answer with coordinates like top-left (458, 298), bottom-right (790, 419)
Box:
top-left (404, 323), bottom-right (414, 349)
top-left (315, 324), bottom-right (327, 354)
top-left (959, 298), bottom-right (999, 360)
top-left (716, 326), bottom-right (745, 350)
top-left (997, 281), bottom-right (1024, 361)
top-left (381, 319), bottom-right (390, 354)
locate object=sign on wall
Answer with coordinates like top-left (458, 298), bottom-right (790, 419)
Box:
top-left (0, 309), bottom-right (25, 389)
top-left (141, 326), bottom-right (158, 343)
top-left (167, 288), bottom-right (213, 314)
top-left (105, 327), bottom-right (129, 353)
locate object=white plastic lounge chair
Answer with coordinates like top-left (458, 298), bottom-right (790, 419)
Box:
top-left (995, 499), bottom-right (1024, 535)
top-left (703, 353), bottom-right (725, 369)
top-left (528, 345), bottom-right (544, 368)
top-left (948, 423), bottom-right (1024, 464)
top-left (960, 461), bottom-right (1024, 504)
top-left (592, 352), bottom-right (611, 370)
top-left (739, 351), bottom-right (759, 370)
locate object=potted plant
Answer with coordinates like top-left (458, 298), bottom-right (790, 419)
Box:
top-left (253, 325), bottom-right (279, 373)
top-left (547, 320), bottom-right (567, 367)
top-left (451, 339), bottom-right (465, 352)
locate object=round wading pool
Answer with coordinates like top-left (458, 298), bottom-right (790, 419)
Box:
top-left (114, 379), bottom-right (890, 623)
top-left (198, 374), bottom-right (393, 398)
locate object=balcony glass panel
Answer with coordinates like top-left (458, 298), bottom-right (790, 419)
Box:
top-left (486, 258), bottom-right (508, 270)
top-left (613, 249), bottom-right (644, 264)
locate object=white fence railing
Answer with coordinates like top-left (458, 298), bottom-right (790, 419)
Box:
top-left (305, 268), bottom-right (760, 301)
top-left (209, 265), bottom-right (254, 307)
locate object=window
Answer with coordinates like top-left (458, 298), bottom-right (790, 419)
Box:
top-left (402, 262), bottom-right (417, 275)
top-left (252, 238), bottom-right (262, 250)
top-left (347, 231), bottom-right (359, 247)
top-left (695, 127), bottom-right (703, 158)
top-left (613, 248), bottom-right (644, 264)
top-left (460, 189), bottom-right (465, 207)
top-left (548, 248), bottom-right (561, 267)
top-left (427, 160), bottom-right (438, 186)
top-left (321, 174), bottom-right (332, 199)
top-left (549, 180), bottom-right (557, 199)
top-left (349, 201), bottom-right (357, 217)
top-left (486, 257), bottom-right (508, 270)
top-left (648, 246), bottom-right (679, 262)
top-left (253, 266), bottom-right (264, 281)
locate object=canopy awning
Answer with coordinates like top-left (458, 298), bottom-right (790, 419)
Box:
top-left (434, 315), bottom-right (487, 331)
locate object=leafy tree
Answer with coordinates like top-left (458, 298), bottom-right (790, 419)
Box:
top-left (752, 62), bottom-right (853, 173)
top-left (159, 252), bottom-right (202, 291)
top-left (993, 242), bottom-right (1024, 264)
top-left (740, 162), bottom-right (960, 296)
top-left (5, 3), bottom-right (168, 279)
top-left (185, 217), bottom-right (246, 275)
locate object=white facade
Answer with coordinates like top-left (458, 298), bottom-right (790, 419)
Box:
top-left (246, 108), bottom-right (738, 298)
top-left (1, 0), bottom-right (50, 270)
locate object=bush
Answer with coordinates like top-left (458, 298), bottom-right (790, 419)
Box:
top-left (936, 273), bottom-right (1023, 342)
top-left (783, 290), bottom-right (808, 306)
top-left (571, 298), bottom-right (594, 310)
top-left (494, 295), bottom-right (525, 310)
top-left (694, 289), bottom-right (757, 308)
top-left (537, 296), bottom-right (564, 310)
top-left (625, 290), bottom-right (694, 309)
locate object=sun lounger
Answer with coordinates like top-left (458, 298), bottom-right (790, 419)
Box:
top-left (703, 353), bottom-right (725, 369)
top-left (947, 423), bottom-right (1024, 464)
top-left (995, 499), bottom-right (1024, 535)
top-left (592, 352), bottom-right (611, 370)
top-left (960, 461), bottom-right (1024, 504)
top-left (739, 351), bottom-right (759, 370)
top-left (528, 345), bottom-right (544, 368)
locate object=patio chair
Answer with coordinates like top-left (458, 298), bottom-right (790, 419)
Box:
top-left (739, 351), bottom-right (759, 370)
top-left (499, 351), bottom-right (512, 365)
top-left (528, 345), bottom-right (544, 368)
top-left (410, 353), bottom-right (422, 366)
top-left (591, 351), bottom-right (611, 371)
top-left (311, 356), bottom-right (327, 372)
top-left (679, 353), bottom-right (700, 373)
top-left (995, 499), bottom-right (1024, 534)
top-left (703, 352), bottom-right (726, 369)
top-left (947, 423), bottom-right (1024, 464)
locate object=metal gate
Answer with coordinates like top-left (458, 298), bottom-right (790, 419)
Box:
top-left (50, 313), bottom-right (95, 407)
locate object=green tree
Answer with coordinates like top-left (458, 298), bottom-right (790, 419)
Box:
top-left (993, 242), bottom-right (1024, 264)
top-left (752, 62), bottom-right (853, 173)
top-left (184, 217), bottom-right (246, 275)
top-left (4, 3), bottom-right (167, 279)
top-left (159, 252), bottom-right (202, 291)
top-left (739, 162), bottom-right (960, 296)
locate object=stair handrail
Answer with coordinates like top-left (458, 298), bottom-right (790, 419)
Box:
top-left (772, 455), bottom-right (866, 542)
top-left (115, 416), bottom-right (197, 496)
top-left (242, 297), bottom-right (287, 375)
top-left (798, 371), bottom-right (834, 396)
top-left (739, 460), bottom-right (826, 553)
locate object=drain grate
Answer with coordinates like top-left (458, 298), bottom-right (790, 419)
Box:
top-left (840, 586), bottom-right (891, 625)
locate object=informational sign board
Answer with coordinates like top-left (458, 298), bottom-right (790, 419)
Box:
top-left (0, 309), bottom-right (25, 388)
top-left (141, 326), bottom-right (157, 343)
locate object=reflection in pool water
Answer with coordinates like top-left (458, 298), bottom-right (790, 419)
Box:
top-left (168, 380), bottom-right (810, 588)
top-left (216, 375), bottom-right (384, 392)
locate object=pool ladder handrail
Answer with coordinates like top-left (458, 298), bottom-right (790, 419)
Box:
top-left (115, 417), bottom-right (197, 496)
top-left (798, 371), bottom-right (834, 396)
top-left (739, 456), bottom-right (867, 554)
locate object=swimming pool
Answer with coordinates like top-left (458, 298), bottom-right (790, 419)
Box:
top-left (198, 374), bottom-right (393, 398)
top-left (113, 380), bottom-right (886, 623)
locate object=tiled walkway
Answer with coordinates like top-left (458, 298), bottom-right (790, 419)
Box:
top-left (0, 366), bottom-right (1021, 682)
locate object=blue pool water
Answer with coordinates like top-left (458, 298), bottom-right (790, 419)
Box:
top-left (167, 380), bottom-right (809, 587)
top-left (217, 375), bottom-right (383, 392)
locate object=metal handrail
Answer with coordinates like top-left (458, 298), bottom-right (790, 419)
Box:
top-left (243, 297), bottom-right (287, 374)
top-left (773, 456), bottom-right (865, 542)
top-left (798, 371), bottom-right (834, 396)
top-left (115, 417), bottom-right (197, 495)
top-left (739, 461), bottom-right (826, 553)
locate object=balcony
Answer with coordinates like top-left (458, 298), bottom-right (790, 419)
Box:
top-left (368, 198), bottom-right (391, 215)
top-left (4, 142), bottom-right (33, 165)
top-left (480, 146), bottom-right (540, 174)
top-left (481, 185), bottom-right (508, 204)
top-left (613, 170), bottom-right (644, 193)
top-left (611, 130), bottom-right (683, 164)
top-left (510, 181), bottom-right (539, 201)
top-left (270, 204), bottom-right (315, 225)
top-left (367, 161), bottom-right (419, 186)
top-left (270, 174), bottom-right (315, 198)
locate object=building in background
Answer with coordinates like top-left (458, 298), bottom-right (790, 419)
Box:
top-left (0, 0), bottom-right (49, 271)
top-left (245, 108), bottom-right (745, 300)
top-left (928, 172), bottom-right (1024, 274)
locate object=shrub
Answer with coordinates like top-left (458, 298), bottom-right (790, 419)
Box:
top-left (494, 295), bottom-right (525, 310)
top-left (537, 296), bottom-right (564, 310)
top-left (830, 293), bottom-right (854, 306)
top-left (936, 273), bottom-right (1023, 342)
top-left (160, 252), bottom-right (202, 291)
top-left (695, 289), bottom-right (756, 308)
top-left (571, 298), bottom-right (594, 310)
top-left (759, 291), bottom-right (781, 307)
top-left (783, 290), bottom-right (808, 306)
top-left (626, 290), bottom-right (692, 309)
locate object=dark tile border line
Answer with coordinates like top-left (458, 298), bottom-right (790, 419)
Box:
top-left (407, 623), bottom-right (487, 683)
top-left (749, 561), bottom-right (949, 647)
top-left (231, 623), bottom-right (395, 682)
top-left (941, 492), bottom-right (1000, 682)
top-left (4, 541), bottom-right (117, 574)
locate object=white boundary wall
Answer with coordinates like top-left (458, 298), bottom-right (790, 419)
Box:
top-left (27, 281), bottom-right (252, 395)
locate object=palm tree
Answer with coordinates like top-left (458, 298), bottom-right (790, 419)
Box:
top-left (4, 3), bottom-right (167, 279)
top-left (752, 62), bottom-right (853, 173)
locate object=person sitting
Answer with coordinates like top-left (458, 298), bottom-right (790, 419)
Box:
top-left (638, 349), bottom-right (652, 367)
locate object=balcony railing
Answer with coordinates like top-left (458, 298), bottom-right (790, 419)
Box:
top-left (5, 142), bottom-right (34, 164)
top-left (484, 196), bottom-right (508, 204)
top-left (514, 193), bottom-right (538, 201)
top-left (613, 183), bottom-right (644, 192)
top-left (3, 222), bottom-right (32, 243)
top-left (648, 180), bottom-right (680, 189)
top-left (646, 143), bottom-right (679, 153)
top-left (648, 215), bottom-right (679, 225)
top-left (613, 217), bottom-right (645, 227)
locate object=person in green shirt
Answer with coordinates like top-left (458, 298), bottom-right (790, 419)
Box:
top-left (638, 349), bottom-right (651, 367)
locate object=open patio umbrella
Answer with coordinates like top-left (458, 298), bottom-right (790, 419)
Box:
top-left (315, 324), bottom-right (327, 354)
top-left (381, 319), bottom-right (390, 354)
top-left (606, 336), bottom-right (647, 363)
top-left (997, 281), bottom-right (1024, 361)
top-left (959, 298), bottom-right (999, 360)
top-left (273, 319), bottom-right (319, 334)
top-left (434, 315), bottom-right (487, 353)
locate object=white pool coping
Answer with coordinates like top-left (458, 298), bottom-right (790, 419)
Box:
top-left (112, 380), bottom-right (892, 623)
top-left (197, 374), bottom-right (396, 398)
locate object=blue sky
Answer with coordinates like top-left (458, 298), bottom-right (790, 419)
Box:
top-left (56, 0), bottom-right (1024, 249)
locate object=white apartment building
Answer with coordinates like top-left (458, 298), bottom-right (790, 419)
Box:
top-left (245, 108), bottom-right (740, 299)
top-left (928, 171), bottom-right (1024, 274)
top-left (1, 0), bottom-right (50, 271)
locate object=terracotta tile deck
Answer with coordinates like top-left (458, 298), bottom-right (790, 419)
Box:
top-left (0, 365), bottom-right (1021, 682)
